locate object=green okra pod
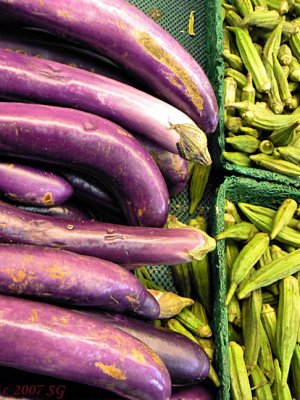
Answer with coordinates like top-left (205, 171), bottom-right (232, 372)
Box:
top-left (289, 56), bottom-right (300, 81)
top-left (270, 198), bottom-right (298, 239)
top-left (175, 308), bottom-right (212, 338)
top-left (235, 0), bottom-right (254, 17)
top-left (263, 16), bottom-right (284, 65)
top-left (191, 301), bottom-right (212, 333)
top-left (166, 318), bottom-right (198, 342)
top-left (259, 245), bottom-right (273, 269)
top-left (171, 263), bottom-right (192, 298)
top-left (253, 42), bottom-right (263, 57)
top-left (225, 9), bottom-right (243, 27)
top-left (258, 320), bottom-right (275, 383)
top-left (222, 51), bottom-right (244, 72)
top-left (262, 54), bottom-right (284, 114)
top-left (273, 359), bottom-right (293, 400)
top-left (266, 0), bottom-right (290, 13)
top-left (241, 72), bottom-right (256, 103)
top-left (228, 322), bottom-right (243, 343)
top-left (229, 341), bottom-right (252, 400)
top-left (240, 10), bottom-right (280, 29)
top-left (227, 26), bottom-right (271, 92)
top-left (259, 140), bottom-right (274, 154)
top-left (225, 232), bottom-right (270, 305)
top-left (228, 294), bottom-right (242, 327)
top-left (270, 244), bottom-right (289, 260)
top-left (272, 53), bottom-right (293, 107)
top-left (237, 248), bottom-right (300, 299)
top-left (239, 126), bottom-right (261, 138)
top-left (262, 291), bottom-right (278, 306)
top-left (291, 345), bottom-right (300, 400)
top-left (242, 287), bottom-right (263, 371)
top-left (250, 0), bottom-right (268, 7)
top-left (250, 153), bottom-right (300, 177)
top-left (225, 134), bottom-right (261, 153)
top-left (261, 304), bottom-right (278, 356)
top-left (225, 68), bottom-right (248, 89)
top-left (225, 199), bottom-right (243, 223)
top-left (225, 116), bottom-right (245, 133)
top-left (276, 276), bottom-right (300, 386)
top-left (216, 221), bottom-right (259, 241)
top-left (289, 29), bottom-right (300, 63)
top-left (286, 93), bottom-right (300, 111)
top-left (288, 80), bottom-right (299, 92)
top-left (225, 238), bottom-right (240, 276)
top-left (250, 365), bottom-right (274, 399)
top-left (277, 145), bottom-right (300, 165)
top-left (223, 26), bottom-right (232, 54)
top-left (224, 76), bottom-right (238, 122)
top-left (278, 43), bottom-right (293, 65)
top-left (189, 163), bottom-right (211, 215)
top-left (269, 122), bottom-right (299, 146)
top-left (222, 151), bottom-right (251, 166)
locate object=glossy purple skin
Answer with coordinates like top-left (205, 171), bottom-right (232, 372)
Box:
top-left (0, 0), bottom-right (218, 133)
top-left (0, 103), bottom-right (169, 227)
top-left (0, 295), bottom-right (172, 400)
top-left (0, 27), bottom-right (132, 84)
top-left (171, 386), bottom-right (214, 400)
top-left (0, 243), bottom-right (159, 317)
top-left (0, 48), bottom-right (202, 155)
top-left (18, 203), bottom-right (91, 221)
top-left (81, 311), bottom-right (210, 385)
top-left (135, 135), bottom-right (188, 196)
top-left (0, 200), bottom-right (207, 267)
top-left (62, 172), bottom-right (123, 220)
top-left (0, 162), bottom-right (73, 206)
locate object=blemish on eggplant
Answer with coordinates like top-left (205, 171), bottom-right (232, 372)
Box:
top-left (94, 362), bottom-right (127, 380)
top-left (29, 309), bottom-right (39, 323)
top-left (43, 192), bottom-right (54, 205)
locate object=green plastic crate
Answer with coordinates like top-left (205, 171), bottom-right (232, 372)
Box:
top-left (210, 175), bottom-right (300, 400)
top-left (210, 3), bottom-right (300, 188)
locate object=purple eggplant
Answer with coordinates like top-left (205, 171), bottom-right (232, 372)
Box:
top-left (0, 0), bottom-right (218, 134)
top-left (79, 311), bottom-right (210, 385)
top-left (0, 162), bottom-right (73, 207)
top-left (0, 243), bottom-right (160, 319)
top-left (0, 295), bottom-right (171, 400)
top-left (0, 200), bottom-right (216, 267)
top-left (18, 203), bottom-right (91, 221)
top-left (0, 44), bottom-right (211, 164)
top-left (0, 102), bottom-right (169, 227)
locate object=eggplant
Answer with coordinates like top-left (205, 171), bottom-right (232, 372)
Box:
top-left (79, 311), bottom-right (210, 385)
top-left (0, 243), bottom-right (160, 319)
top-left (0, 295), bottom-right (171, 400)
top-left (0, 200), bottom-right (216, 267)
top-left (0, 162), bottom-right (73, 207)
top-left (0, 27), bottom-right (133, 84)
top-left (0, 0), bottom-right (218, 134)
top-left (0, 102), bottom-right (169, 227)
top-left (0, 49), bottom-right (211, 164)
top-left (0, 367), bottom-right (214, 400)
top-left (18, 203), bottom-right (91, 221)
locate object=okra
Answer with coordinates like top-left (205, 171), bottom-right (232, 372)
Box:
top-left (269, 122), bottom-right (299, 146)
top-left (225, 9), bottom-right (243, 26)
top-left (226, 116), bottom-right (245, 133)
top-left (189, 163), bottom-right (211, 214)
top-left (229, 341), bottom-right (252, 400)
top-left (261, 304), bottom-right (278, 356)
top-left (263, 55), bottom-right (284, 114)
top-left (250, 0), bottom-right (269, 7)
top-left (225, 68), bottom-right (248, 88)
top-left (289, 30), bottom-right (300, 63)
top-left (278, 43), bottom-right (293, 65)
top-left (166, 318), bottom-right (198, 342)
top-left (286, 93), bottom-right (300, 110)
top-left (235, 0), bottom-right (254, 16)
top-left (288, 80), bottom-right (299, 92)
top-left (270, 198), bottom-right (298, 239)
top-left (266, 0), bottom-right (290, 13)
top-left (222, 51), bottom-right (244, 72)
top-left (259, 140), bottom-right (274, 154)
top-left (225, 199), bottom-right (243, 223)
top-left (228, 294), bottom-right (242, 327)
top-left (289, 56), bottom-right (300, 81)
top-left (237, 248), bottom-right (300, 299)
top-left (272, 53), bottom-right (293, 107)
top-left (228, 322), bottom-right (243, 343)
top-left (276, 276), bottom-right (300, 386)
top-left (225, 239), bottom-right (241, 276)
top-left (241, 72), bottom-right (256, 103)
top-left (197, 337), bottom-right (215, 360)
top-left (190, 255), bottom-right (211, 314)
top-left (224, 77), bottom-right (238, 122)
top-left (270, 244), bottom-right (288, 259)
top-left (239, 126), bottom-right (261, 137)
top-left (149, 289), bottom-right (194, 319)
top-left (171, 263), bottom-right (192, 298)
top-left (240, 9), bottom-right (280, 29)
top-left (241, 287), bottom-right (262, 371)
top-left (226, 134), bottom-right (261, 153)
top-left (222, 151), bottom-right (251, 166)
top-left (175, 308), bottom-right (212, 338)
top-left (273, 359), bottom-right (293, 400)
top-left (191, 301), bottom-right (212, 333)
top-left (263, 16), bottom-right (284, 65)
top-left (250, 365), bottom-right (273, 399)
top-left (291, 345), bottom-right (300, 400)
top-left (227, 26), bottom-right (271, 92)
top-left (250, 153), bottom-right (300, 178)
top-left (262, 291), bottom-right (278, 305)
top-left (259, 245), bottom-right (273, 269)
top-left (216, 221), bottom-right (259, 241)
top-left (253, 42), bottom-right (263, 57)
top-left (225, 232), bottom-right (270, 305)
top-left (258, 320), bottom-right (275, 383)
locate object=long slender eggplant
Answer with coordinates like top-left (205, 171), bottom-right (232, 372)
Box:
top-left (0, 0), bottom-right (218, 134)
top-left (0, 295), bottom-right (171, 400)
top-left (0, 102), bottom-right (169, 227)
top-left (18, 203), bottom-right (91, 221)
top-left (0, 49), bottom-right (211, 163)
top-left (0, 162), bottom-right (73, 206)
top-left (79, 311), bottom-right (210, 385)
top-left (0, 200), bottom-right (216, 267)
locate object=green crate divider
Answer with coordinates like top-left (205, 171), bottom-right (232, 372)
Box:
top-left (210, 175), bottom-right (300, 400)
top-left (210, 3), bottom-right (300, 188)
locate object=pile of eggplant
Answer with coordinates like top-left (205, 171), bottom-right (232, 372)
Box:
top-left (0, 1), bottom-right (219, 399)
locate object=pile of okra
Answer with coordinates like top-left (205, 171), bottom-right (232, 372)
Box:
top-left (222, 0), bottom-right (300, 178)
top-left (215, 197), bottom-right (300, 399)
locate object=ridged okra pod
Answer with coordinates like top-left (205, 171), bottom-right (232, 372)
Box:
top-left (273, 359), bottom-right (293, 400)
top-left (227, 27), bottom-right (271, 92)
top-left (216, 221), bottom-right (259, 241)
top-left (289, 29), bottom-right (300, 63)
top-left (261, 304), bottom-right (278, 356)
top-left (225, 68), bottom-right (248, 89)
top-left (250, 0), bottom-right (268, 7)
top-left (240, 10), bottom-right (280, 29)
top-left (259, 140), bottom-right (274, 154)
top-left (278, 43), bottom-right (293, 65)
top-left (277, 145), bottom-right (300, 165)
top-left (270, 198), bottom-right (298, 239)
top-left (266, 0), bottom-right (290, 13)
top-left (263, 16), bottom-right (284, 65)
top-left (241, 287), bottom-right (262, 371)
top-left (269, 122), bottom-right (300, 147)
top-left (225, 116), bottom-right (245, 133)
top-left (189, 163), bottom-right (211, 215)
top-left (291, 345), bottom-right (300, 399)
top-left (235, 0), bottom-right (254, 16)
top-left (237, 248), bottom-right (300, 299)
top-left (258, 320), bottom-right (275, 383)
top-left (229, 341), bottom-right (252, 400)
top-left (250, 153), bottom-right (300, 178)
top-left (262, 291), bottom-right (278, 305)
top-left (222, 51), bottom-right (244, 72)
top-left (250, 365), bottom-right (274, 399)
top-left (228, 322), bottom-right (243, 343)
top-left (228, 294), bottom-right (242, 327)
top-left (276, 276), bottom-right (300, 386)
top-left (225, 239), bottom-right (240, 279)
top-left (224, 77), bottom-right (238, 122)
top-left (226, 135), bottom-right (261, 153)
top-left (191, 301), bottom-right (212, 333)
top-left (225, 199), bottom-right (242, 223)
top-left (272, 53), bottom-right (293, 107)
top-left (171, 263), bottom-right (192, 298)
top-left (225, 9), bottom-right (243, 27)
top-left (289, 56), bottom-right (300, 81)
top-left (241, 72), bottom-right (256, 103)
top-left (225, 232), bottom-right (270, 305)
top-left (166, 318), bottom-right (198, 342)
top-left (175, 308), bottom-right (212, 338)
top-left (222, 151), bottom-right (251, 166)
top-left (262, 54), bottom-right (284, 114)
top-left (239, 126), bottom-right (261, 138)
